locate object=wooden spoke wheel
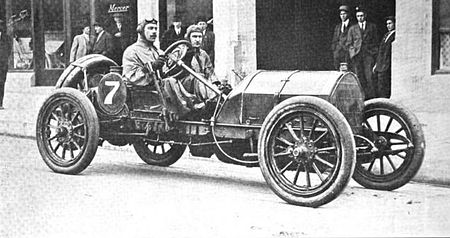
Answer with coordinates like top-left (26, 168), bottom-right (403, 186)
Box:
top-left (258, 96), bottom-right (355, 207)
top-left (353, 98), bottom-right (425, 190)
top-left (36, 88), bottom-right (99, 174)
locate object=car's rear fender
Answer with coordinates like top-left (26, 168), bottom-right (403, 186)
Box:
top-left (55, 54), bottom-right (118, 89)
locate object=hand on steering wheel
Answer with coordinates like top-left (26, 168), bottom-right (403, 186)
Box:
top-left (161, 40), bottom-right (192, 79)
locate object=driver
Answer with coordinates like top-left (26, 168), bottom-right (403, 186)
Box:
top-left (122, 18), bottom-right (195, 116)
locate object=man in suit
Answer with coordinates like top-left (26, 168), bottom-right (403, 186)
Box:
top-left (92, 21), bottom-right (113, 59)
top-left (331, 5), bottom-right (353, 70)
top-left (196, 16), bottom-right (215, 66)
top-left (161, 15), bottom-right (186, 50)
top-left (108, 13), bottom-right (133, 65)
top-left (346, 7), bottom-right (378, 99)
top-left (374, 16), bottom-right (396, 98)
top-left (70, 25), bottom-right (92, 63)
top-left (0, 19), bottom-right (12, 110)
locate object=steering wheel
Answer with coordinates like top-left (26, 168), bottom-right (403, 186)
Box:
top-left (161, 40), bottom-right (192, 79)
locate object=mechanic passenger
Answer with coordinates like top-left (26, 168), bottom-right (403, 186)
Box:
top-left (181, 24), bottom-right (221, 110)
top-left (122, 18), bottom-right (195, 116)
top-left (196, 16), bottom-right (215, 65)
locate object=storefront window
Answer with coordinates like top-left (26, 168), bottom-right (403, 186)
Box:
top-left (438, 0), bottom-right (450, 70)
top-left (95, 0), bottom-right (137, 64)
top-left (43, 0), bottom-right (65, 69)
top-left (6, 0), bottom-right (33, 70)
top-left (433, 0), bottom-right (450, 72)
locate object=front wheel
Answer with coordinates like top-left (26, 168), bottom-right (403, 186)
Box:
top-left (353, 98), bottom-right (425, 190)
top-left (133, 139), bottom-right (186, 166)
top-left (36, 88), bottom-right (99, 174)
top-left (258, 96), bottom-right (356, 207)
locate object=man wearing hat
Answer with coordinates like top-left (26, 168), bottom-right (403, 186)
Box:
top-left (196, 16), bottom-right (215, 65)
top-left (373, 16), bottom-right (396, 98)
top-left (161, 15), bottom-right (186, 50)
top-left (92, 21), bottom-right (114, 59)
top-left (346, 7), bottom-right (378, 99)
top-left (0, 19), bottom-right (12, 110)
top-left (179, 24), bottom-right (222, 112)
top-left (331, 5), bottom-right (354, 70)
top-left (108, 12), bottom-right (134, 64)
top-left (122, 19), bottom-right (198, 116)
top-left (70, 23), bottom-right (92, 63)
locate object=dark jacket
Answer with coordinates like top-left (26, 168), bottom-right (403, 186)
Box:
top-left (331, 20), bottom-right (355, 66)
top-left (161, 25), bottom-right (186, 50)
top-left (346, 21), bottom-right (379, 59)
top-left (108, 22), bottom-right (134, 64)
top-left (92, 30), bottom-right (114, 59)
top-left (0, 32), bottom-right (12, 68)
top-left (201, 30), bottom-right (215, 64)
top-left (375, 31), bottom-right (395, 72)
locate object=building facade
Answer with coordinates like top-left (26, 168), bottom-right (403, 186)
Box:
top-left (1, 0), bottom-right (449, 181)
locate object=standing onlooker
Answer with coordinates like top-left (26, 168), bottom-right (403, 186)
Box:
top-left (373, 16), bottom-right (396, 98)
top-left (108, 13), bottom-right (133, 65)
top-left (0, 19), bottom-right (12, 110)
top-left (92, 21), bottom-right (114, 59)
top-left (346, 7), bottom-right (378, 99)
top-left (69, 24), bottom-right (92, 63)
top-left (331, 5), bottom-right (353, 70)
top-left (161, 15), bottom-right (186, 50)
top-left (196, 16), bottom-right (215, 65)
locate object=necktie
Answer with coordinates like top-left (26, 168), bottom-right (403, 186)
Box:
top-left (341, 23), bottom-right (345, 33)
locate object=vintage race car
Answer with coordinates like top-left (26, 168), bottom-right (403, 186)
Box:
top-left (36, 40), bottom-right (425, 207)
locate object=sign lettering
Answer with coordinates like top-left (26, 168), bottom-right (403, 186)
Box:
top-left (108, 4), bottom-right (130, 13)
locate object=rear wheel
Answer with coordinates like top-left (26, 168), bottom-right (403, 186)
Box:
top-left (36, 88), bottom-right (99, 174)
top-left (133, 139), bottom-right (186, 166)
top-left (258, 96), bottom-right (355, 207)
top-left (353, 98), bottom-right (425, 190)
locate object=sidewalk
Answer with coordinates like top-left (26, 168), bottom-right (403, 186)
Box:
top-left (0, 74), bottom-right (449, 186)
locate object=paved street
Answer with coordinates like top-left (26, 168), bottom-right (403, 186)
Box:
top-left (1, 135), bottom-right (449, 238)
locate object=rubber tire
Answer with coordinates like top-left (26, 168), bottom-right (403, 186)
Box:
top-left (36, 88), bottom-right (99, 174)
top-left (258, 96), bottom-right (356, 207)
top-left (353, 98), bottom-right (425, 190)
top-left (133, 139), bottom-right (186, 167)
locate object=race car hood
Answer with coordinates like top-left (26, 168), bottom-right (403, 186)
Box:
top-left (216, 70), bottom-right (364, 135)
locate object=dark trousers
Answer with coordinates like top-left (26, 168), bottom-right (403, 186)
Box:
top-left (375, 69), bottom-right (392, 98)
top-left (0, 65), bottom-right (7, 107)
top-left (333, 50), bottom-right (351, 70)
top-left (352, 54), bottom-right (375, 100)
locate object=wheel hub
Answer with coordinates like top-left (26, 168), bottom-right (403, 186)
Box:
top-left (375, 136), bottom-right (389, 150)
top-left (291, 140), bottom-right (316, 163)
top-left (57, 120), bottom-right (74, 144)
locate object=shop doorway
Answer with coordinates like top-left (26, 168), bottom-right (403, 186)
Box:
top-left (31, 0), bottom-right (137, 86)
top-left (256, 0), bottom-right (395, 71)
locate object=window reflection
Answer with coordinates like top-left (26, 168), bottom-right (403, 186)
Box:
top-left (43, 0), bottom-right (65, 69)
top-left (7, 3), bottom-right (33, 70)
